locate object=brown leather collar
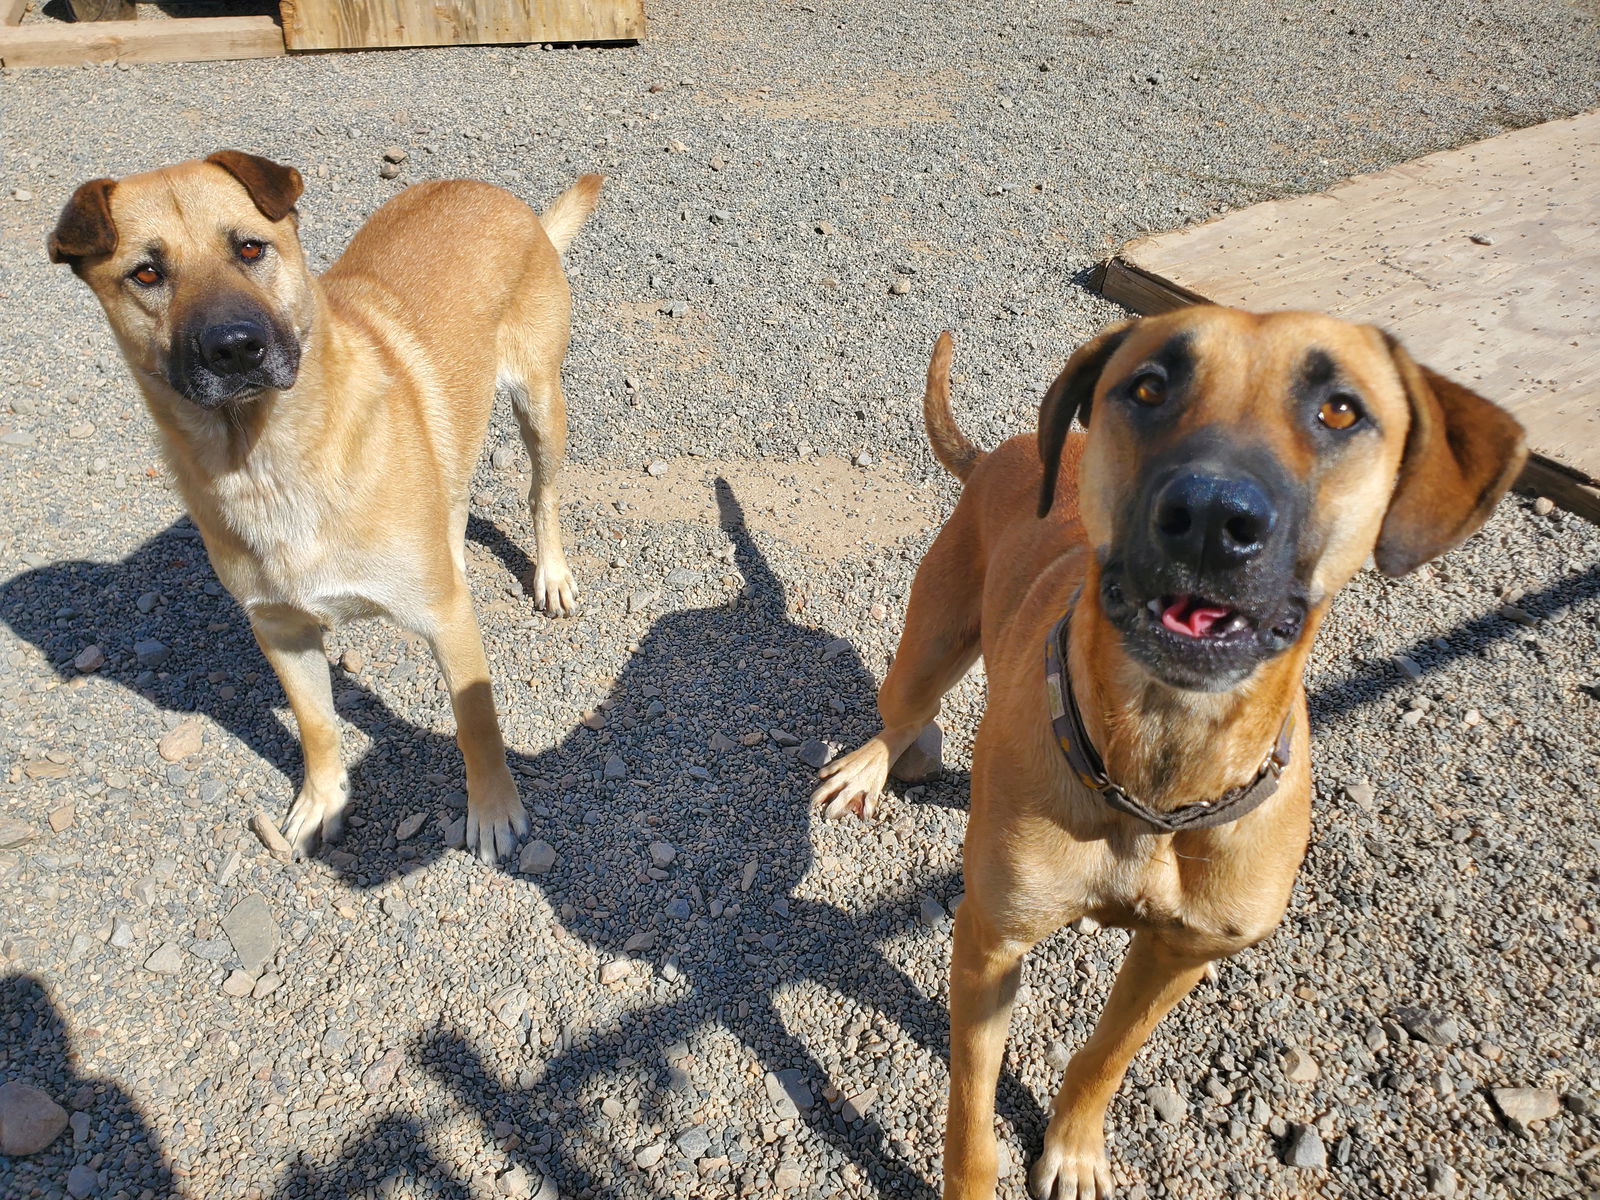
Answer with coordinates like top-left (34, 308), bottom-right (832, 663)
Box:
top-left (1044, 609), bottom-right (1293, 833)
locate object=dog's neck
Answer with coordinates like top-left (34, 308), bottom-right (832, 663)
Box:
top-left (1065, 564), bottom-right (1315, 813)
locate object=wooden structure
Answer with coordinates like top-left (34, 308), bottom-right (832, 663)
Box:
top-left (0, 0), bottom-right (641, 68)
top-left (0, 10), bottom-right (283, 66)
top-left (1097, 109), bottom-right (1600, 521)
top-left (280, 0), bottom-right (645, 52)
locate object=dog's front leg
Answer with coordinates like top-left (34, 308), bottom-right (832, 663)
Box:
top-left (424, 581), bottom-right (528, 863)
top-left (813, 513), bottom-right (983, 818)
top-left (1029, 930), bottom-right (1210, 1199)
top-left (945, 901), bottom-right (1030, 1200)
top-left (250, 606), bottom-right (350, 855)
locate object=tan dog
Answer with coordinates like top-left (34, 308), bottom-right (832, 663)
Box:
top-left (814, 308), bottom-right (1526, 1198)
top-left (48, 151), bottom-right (602, 863)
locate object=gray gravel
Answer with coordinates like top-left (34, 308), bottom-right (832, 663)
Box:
top-left (3, 2), bottom-right (1600, 1199)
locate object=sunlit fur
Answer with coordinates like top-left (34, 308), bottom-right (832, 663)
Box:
top-left (54, 155), bottom-right (602, 864)
top-left (815, 308), bottom-right (1526, 1199)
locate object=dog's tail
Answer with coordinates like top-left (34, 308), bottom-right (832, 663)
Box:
top-left (923, 331), bottom-right (982, 482)
top-left (540, 173), bottom-right (604, 254)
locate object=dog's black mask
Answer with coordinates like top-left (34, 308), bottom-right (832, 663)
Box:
top-left (1101, 428), bottom-right (1309, 692)
top-left (169, 303), bottom-right (300, 408)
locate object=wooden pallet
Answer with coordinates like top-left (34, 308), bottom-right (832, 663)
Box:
top-left (0, 0), bottom-right (642, 67)
top-left (1096, 109), bottom-right (1600, 522)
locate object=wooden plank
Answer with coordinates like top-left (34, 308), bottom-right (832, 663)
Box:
top-left (280, 0), bottom-right (645, 51)
top-left (1099, 110), bottom-right (1600, 490)
top-left (2, 0), bottom-right (31, 26)
top-left (1519, 456), bottom-right (1600, 526)
top-left (1099, 258), bottom-right (1206, 316)
top-left (0, 15), bottom-right (283, 66)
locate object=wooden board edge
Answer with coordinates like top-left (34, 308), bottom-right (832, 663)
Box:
top-left (2, 0), bottom-right (29, 27)
top-left (1518, 455), bottom-right (1600, 526)
top-left (1096, 256), bottom-right (1211, 316)
top-left (0, 15), bottom-right (284, 68)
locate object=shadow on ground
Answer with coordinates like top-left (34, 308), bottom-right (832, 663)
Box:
top-left (0, 480), bottom-right (1001, 1197)
top-left (9, 496), bottom-right (1592, 1197)
top-left (0, 974), bottom-right (175, 1200)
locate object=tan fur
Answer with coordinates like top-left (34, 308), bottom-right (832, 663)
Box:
top-left (813, 309), bottom-right (1526, 1198)
top-left (50, 153), bottom-right (603, 864)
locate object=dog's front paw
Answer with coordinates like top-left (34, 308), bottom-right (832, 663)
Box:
top-left (465, 776), bottom-right (529, 864)
top-left (810, 740), bottom-right (891, 820)
top-left (280, 773), bottom-right (351, 857)
top-left (532, 560), bottom-right (579, 618)
top-left (1028, 1127), bottom-right (1113, 1200)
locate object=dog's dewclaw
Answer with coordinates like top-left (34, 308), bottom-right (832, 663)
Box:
top-left (250, 812), bottom-right (293, 861)
top-left (889, 722), bottom-right (943, 783)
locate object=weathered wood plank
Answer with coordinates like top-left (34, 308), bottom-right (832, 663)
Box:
top-left (279, 0), bottom-right (645, 52)
top-left (1099, 109), bottom-right (1600, 490)
top-left (2, 0), bottom-right (31, 26)
top-left (0, 14), bottom-right (283, 67)
top-left (1519, 457), bottom-right (1600, 526)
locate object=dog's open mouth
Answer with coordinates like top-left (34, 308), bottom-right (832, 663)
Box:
top-left (1148, 594), bottom-right (1252, 640)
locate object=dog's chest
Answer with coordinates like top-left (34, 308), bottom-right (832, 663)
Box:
top-left (203, 459), bottom-right (421, 629)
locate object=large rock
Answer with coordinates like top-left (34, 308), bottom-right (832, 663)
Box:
top-left (1283, 1123), bottom-right (1327, 1168)
top-left (764, 1072), bottom-right (799, 1119)
top-left (1491, 1087), bottom-right (1562, 1127)
top-left (0, 817), bottom-right (37, 851)
top-left (222, 894), bottom-right (278, 972)
top-left (890, 723), bottom-right (943, 783)
top-left (519, 840), bottom-right (557, 875)
top-left (1146, 1084), bottom-right (1186, 1124)
top-left (0, 1080), bottom-right (68, 1156)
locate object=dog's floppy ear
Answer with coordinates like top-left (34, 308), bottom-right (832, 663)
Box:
top-left (1036, 320), bottom-right (1135, 518)
top-left (48, 178), bottom-right (118, 266)
top-left (205, 150), bottom-right (303, 222)
top-left (1373, 335), bottom-right (1527, 576)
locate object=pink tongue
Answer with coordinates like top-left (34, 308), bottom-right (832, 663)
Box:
top-left (1161, 598), bottom-right (1234, 638)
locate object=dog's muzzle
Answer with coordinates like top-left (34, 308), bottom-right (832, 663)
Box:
top-left (1105, 438), bottom-right (1308, 691)
top-left (170, 310), bottom-right (300, 408)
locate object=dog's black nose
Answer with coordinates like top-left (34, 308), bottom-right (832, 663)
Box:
top-left (1151, 472), bottom-right (1277, 570)
top-left (199, 323), bottom-right (270, 376)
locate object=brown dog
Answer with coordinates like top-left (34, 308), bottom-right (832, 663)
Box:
top-left (814, 308), bottom-right (1526, 1197)
top-left (48, 151), bottom-right (602, 863)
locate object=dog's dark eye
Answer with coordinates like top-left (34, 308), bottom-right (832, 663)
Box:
top-left (130, 265), bottom-right (162, 287)
top-left (1130, 373), bottom-right (1166, 406)
top-left (239, 241), bottom-right (266, 262)
top-left (1317, 395), bottom-right (1362, 431)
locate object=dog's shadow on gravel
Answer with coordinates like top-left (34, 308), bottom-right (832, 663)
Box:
top-left (267, 478), bottom-right (1002, 1198)
top-left (0, 973), bottom-right (176, 1199)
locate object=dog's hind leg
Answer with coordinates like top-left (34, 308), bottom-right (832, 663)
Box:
top-left (251, 606), bottom-right (350, 855)
top-left (812, 498), bottom-right (983, 819)
top-left (499, 292), bottom-right (582, 620)
top-left (509, 368), bottom-right (576, 617)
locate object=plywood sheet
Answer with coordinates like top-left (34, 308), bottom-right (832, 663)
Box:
top-left (279, 0), bottom-right (644, 51)
top-left (1099, 110), bottom-right (1600, 498)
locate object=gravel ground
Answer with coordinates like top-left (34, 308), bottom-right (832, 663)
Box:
top-left (3, 2), bottom-right (1599, 1198)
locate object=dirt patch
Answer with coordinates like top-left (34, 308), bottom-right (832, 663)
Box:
top-left (613, 299), bottom-right (720, 387)
top-left (559, 454), bottom-right (944, 560)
